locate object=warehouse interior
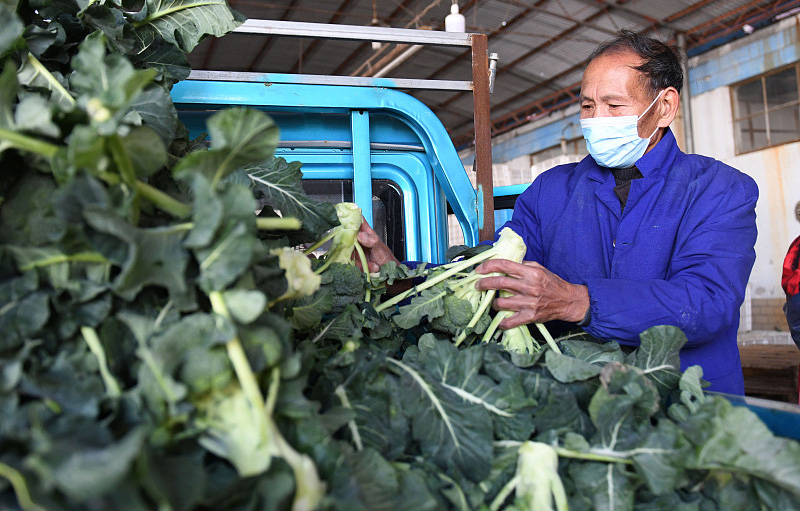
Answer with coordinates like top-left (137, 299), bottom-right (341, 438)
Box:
top-left (187, 1), bottom-right (800, 401)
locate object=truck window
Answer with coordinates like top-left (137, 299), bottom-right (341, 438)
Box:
top-left (302, 179), bottom-right (406, 261)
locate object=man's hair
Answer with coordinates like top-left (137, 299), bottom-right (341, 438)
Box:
top-left (588, 30), bottom-right (683, 97)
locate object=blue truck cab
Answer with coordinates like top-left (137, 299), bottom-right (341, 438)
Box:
top-left (173, 77), bottom-right (484, 265)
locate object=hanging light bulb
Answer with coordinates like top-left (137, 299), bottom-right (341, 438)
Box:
top-left (370, 0), bottom-right (382, 50)
top-left (445, 1), bottom-right (465, 33)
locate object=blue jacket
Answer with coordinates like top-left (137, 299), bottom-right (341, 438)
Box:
top-left (500, 130), bottom-right (758, 394)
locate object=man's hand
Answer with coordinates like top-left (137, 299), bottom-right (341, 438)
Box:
top-left (474, 259), bottom-right (590, 329)
top-left (355, 219), bottom-right (400, 273)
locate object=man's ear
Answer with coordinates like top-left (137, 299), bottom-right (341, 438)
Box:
top-left (658, 87), bottom-right (681, 127)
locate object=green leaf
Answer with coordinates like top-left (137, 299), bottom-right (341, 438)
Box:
top-left (70, 32), bottom-right (157, 133)
top-left (244, 157), bottom-right (339, 237)
top-left (329, 448), bottom-right (440, 511)
top-left (0, 3), bottom-right (23, 56)
top-left (394, 288), bottom-right (445, 329)
top-left (130, 40), bottom-right (191, 82)
top-left (139, 448), bottom-right (207, 511)
top-left (561, 338), bottom-right (625, 365)
top-left (82, 208), bottom-right (190, 304)
top-left (54, 427), bottom-right (148, 501)
top-left (192, 183), bottom-right (257, 292)
top-left (127, 85), bottom-right (179, 144)
top-left (175, 108), bottom-right (278, 187)
top-left (221, 289), bottom-right (266, 324)
top-left (21, 350), bottom-right (106, 416)
top-left (289, 287), bottom-right (334, 331)
top-left (568, 461), bottom-right (635, 511)
top-left (15, 94), bottom-right (60, 138)
top-left (390, 345), bottom-right (494, 483)
top-left (333, 359), bottom-right (411, 460)
top-left (589, 362), bottom-right (661, 450)
top-left (627, 325), bottom-right (685, 394)
top-left (631, 420), bottom-right (692, 496)
top-left (17, 54), bottom-right (74, 111)
top-left (119, 125), bottom-right (167, 178)
top-left (0, 271), bottom-right (50, 351)
top-left (545, 349), bottom-right (602, 383)
top-left (183, 172), bottom-right (221, 249)
top-left (681, 397), bottom-right (800, 498)
top-left (134, 0), bottom-right (245, 53)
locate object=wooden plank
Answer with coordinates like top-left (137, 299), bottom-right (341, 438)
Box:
top-left (739, 344), bottom-right (800, 403)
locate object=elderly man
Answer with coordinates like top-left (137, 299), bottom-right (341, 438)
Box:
top-left (360, 30), bottom-right (758, 395)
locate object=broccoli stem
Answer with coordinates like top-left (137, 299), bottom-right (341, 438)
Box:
top-left (0, 462), bottom-right (46, 511)
top-left (134, 181), bottom-right (192, 218)
top-left (26, 54), bottom-right (75, 106)
top-left (81, 327), bottom-right (122, 398)
top-left (256, 217), bottom-right (302, 230)
top-left (335, 385), bottom-right (363, 451)
top-left (353, 241), bottom-right (372, 303)
top-left (0, 128), bottom-right (59, 158)
top-left (303, 230), bottom-right (337, 256)
top-left (488, 475), bottom-right (519, 511)
top-left (454, 288), bottom-right (497, 346)
top-left (535, 323), bottom-right (561, 354)
top-left (210, 292), bottom-right (324, 511)
top-left (375, 247), bottom-right (498, 313)
top-left (19, 252), bottom-right (108, 271)
top-left (479, 310), bottom-right (508, 345)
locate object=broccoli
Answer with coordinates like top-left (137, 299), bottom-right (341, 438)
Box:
top-left (377, 227), bottom-right (561, 354)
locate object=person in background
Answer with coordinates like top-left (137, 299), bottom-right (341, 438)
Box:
top-left (783, 201), bottom-right (800, 349)
top-left (358, 30), bottom-right (758, 395)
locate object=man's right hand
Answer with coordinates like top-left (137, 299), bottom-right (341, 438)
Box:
top-left (356, 219), bottom-right (400, 273)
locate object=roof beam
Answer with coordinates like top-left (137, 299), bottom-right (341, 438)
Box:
top-left (687, 0), bottom-right (800, 46)
top-left (431, 3), bottom-right (611, 114)
top-left (244, 0), bottom-right (300, 71)
top-left (289, 0), bottom-right (358, 74)
top-left (331, 0), bottom-right (426, 76)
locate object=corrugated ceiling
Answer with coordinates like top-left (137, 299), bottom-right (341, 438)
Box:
top-left (188, 0), bottom-right (800, 148)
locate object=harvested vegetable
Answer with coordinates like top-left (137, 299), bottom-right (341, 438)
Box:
top-left (1, 2), bottom-right (800, 511)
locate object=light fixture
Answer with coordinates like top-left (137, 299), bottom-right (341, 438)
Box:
top-left (445, 1), bottom-right (465, 33)
top-left (370, 0), bottom-right (382, 50)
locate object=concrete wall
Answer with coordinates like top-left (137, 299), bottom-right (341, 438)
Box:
top-left (689, 16), bottom-right (800, 306)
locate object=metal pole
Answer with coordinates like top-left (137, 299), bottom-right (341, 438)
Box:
top-left (471, 34), bottom-right (495, 242)
top-left (677, 32), bottom-right (694, 154)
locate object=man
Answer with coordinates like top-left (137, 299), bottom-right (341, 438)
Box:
top-left (359, 30), bottom-right (758, 395)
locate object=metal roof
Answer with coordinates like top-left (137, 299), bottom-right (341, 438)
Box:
top-left (188, 0), bottom-right (800, 149)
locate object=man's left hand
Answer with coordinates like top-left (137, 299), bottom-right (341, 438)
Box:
top-left (474, 259), bottom-right (590, 329)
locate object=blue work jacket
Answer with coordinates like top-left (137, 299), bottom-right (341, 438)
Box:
top-left (500, 130), bottom-right (758, 394)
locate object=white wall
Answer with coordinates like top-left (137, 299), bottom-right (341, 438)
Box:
top-left (692, 86), bottom-right (800, 299)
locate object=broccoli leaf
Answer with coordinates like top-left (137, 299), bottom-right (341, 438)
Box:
top-left (394, 288), bottom-right (446, 329)
top-left (391, 340), bottom-right (494, 483)
top-left (134, 0), bottom-right (245, 53)
top-left (174, 108), bottom-right (278, 187)
top-left (245, 157), bottom-right (339, 238)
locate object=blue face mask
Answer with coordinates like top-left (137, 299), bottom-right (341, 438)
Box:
top-left (580, 90), bottom-right (664, 169)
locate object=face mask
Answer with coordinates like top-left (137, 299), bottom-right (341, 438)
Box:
top-left (580, 90), bottom-right (664, 169)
